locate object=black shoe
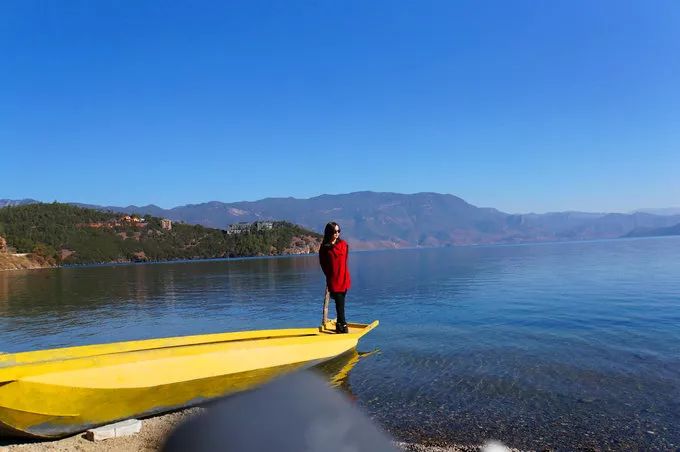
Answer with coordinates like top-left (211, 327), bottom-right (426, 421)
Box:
top-left (336, 323), bottom-right (349, 334)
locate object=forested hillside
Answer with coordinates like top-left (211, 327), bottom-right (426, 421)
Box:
top-left (0, 203), bottom-right (321, 266)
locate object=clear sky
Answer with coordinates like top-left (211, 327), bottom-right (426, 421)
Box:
top-left (1, 1), bottom-right (679, 214)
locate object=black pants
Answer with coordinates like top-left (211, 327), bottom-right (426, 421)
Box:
top-left (330, 291), bottom-right (347, 325)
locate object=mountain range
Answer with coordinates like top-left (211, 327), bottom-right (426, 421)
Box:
top-left (631, 207), bottom-right (680, 216)
top-left (2, 193), bottom-right (679, 249)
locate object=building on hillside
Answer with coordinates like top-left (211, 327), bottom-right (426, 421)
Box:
top-left (255, 221), bottom-right (274, 231)
top-left (161, 219), bottom-right (172, 230)
top-left (122, 215), bottom-right (145, 223)
top-left (226, 222), bottom-right (251, 235)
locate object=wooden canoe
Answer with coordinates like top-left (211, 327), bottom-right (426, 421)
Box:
top-left (0, 320), bottom-right (378, 439)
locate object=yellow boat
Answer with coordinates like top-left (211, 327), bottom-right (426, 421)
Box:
top-left (0, 320), bottom-right (378, 439)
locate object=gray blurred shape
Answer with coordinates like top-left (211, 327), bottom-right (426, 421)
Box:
top-left (162, 371), bottom-right (398, 452)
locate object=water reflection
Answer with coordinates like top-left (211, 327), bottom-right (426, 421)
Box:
top-left (313, 348), bottom-right (379, 395)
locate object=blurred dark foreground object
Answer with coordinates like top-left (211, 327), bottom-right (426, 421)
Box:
top-left (162, 371), bottom-right (398, 452)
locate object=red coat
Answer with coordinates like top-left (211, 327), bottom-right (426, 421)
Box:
top-left (319, 239), bottom-right (351, 293)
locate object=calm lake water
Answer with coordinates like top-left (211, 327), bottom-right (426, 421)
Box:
top-left (1, 237), bottom-right (679, 449)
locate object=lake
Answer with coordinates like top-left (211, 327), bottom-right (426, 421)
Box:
top-left (1, 237), bottom-right (679, 449)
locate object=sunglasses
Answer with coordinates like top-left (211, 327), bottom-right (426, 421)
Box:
top-left (334, 229), bottom-right (341, 234)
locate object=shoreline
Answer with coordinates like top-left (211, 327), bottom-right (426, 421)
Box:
top-left (0, 252), bottom-right (317, 273)
top-left (0, 254), bottom-right (53, 272)
top-left (0, 407), bottom-right (515, 452)
top-left (4, 234), bottom-right (679, 273)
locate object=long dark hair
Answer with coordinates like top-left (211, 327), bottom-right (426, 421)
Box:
top-left (322, 222), bottom-right (340, 246)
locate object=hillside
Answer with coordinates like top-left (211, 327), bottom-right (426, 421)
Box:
top-left (6, 193), bottom-right (680, 248)
top-left (0, 253), bottom-right (48, 271)
top-left (624, 222), bottom-right (680, 238)
top-left (0, 203), bottom-right (321, 270)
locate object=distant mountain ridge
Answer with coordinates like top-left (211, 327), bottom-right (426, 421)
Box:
top-left (4, 193), bottom-right (680, 249)
top-left (633, 207), bottom-right (680, 216)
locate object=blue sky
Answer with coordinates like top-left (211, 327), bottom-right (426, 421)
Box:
top-left (1, 1), bottom-right (679, 213)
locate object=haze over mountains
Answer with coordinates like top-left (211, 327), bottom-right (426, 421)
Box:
top-left (2, 193), bottom-right (679, 249)
top-left (632, 207), bottom-right (680, 216)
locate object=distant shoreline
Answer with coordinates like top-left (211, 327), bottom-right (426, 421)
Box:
top-left (0, 251), bottom-right (318, 273)
top-left (0, 253), bottom-right (53, 272)
top-left (3, 234), bottom-right (680, 273)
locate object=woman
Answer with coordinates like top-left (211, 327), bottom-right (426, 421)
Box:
top-left (319, 222), bottom-right (351, 333)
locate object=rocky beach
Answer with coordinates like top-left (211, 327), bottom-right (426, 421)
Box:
top-left (0, 406), bottom-right (514, 452)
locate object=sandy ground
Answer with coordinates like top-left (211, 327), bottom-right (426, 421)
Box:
top-left (0, 407), bottom-right (514, 452)
top-left (0, 408), bottom-right (203, 452)
top-left (0, 254), bottom-right (50, 271)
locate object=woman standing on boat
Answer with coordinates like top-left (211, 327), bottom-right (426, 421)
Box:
top-left (319, 222), bottom-right (351, 334)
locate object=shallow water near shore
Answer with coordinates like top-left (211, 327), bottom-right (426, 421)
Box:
top-left (1, 237), bottom-right (679, 449)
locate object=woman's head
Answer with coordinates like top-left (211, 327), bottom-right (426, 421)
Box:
top-left (323, 222), bottom-right (341, 245)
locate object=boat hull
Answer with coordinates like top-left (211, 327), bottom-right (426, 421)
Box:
top-left (0, 321), bottom-right (378, 438)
